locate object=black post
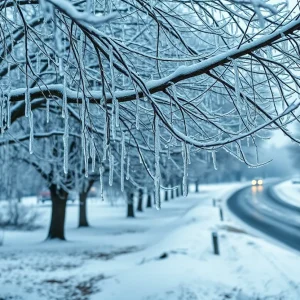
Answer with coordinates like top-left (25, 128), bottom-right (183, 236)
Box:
top-left (219, 207), bottom-right (224, 221)
top-left (195, 180), bottom-right (199, 193)
top-left (212, 198), bottom-right (216, 207)
top-left (212, 232), bottom-right (220, 255)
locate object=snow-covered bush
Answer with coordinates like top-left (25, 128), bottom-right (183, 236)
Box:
top-left (0, 201), bottom-right (41, 230)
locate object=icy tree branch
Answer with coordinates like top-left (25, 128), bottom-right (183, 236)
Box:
top-left (42, 0), bottom-right (117, 26)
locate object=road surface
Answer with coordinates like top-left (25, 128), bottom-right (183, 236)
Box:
top-left (227, 182), bottom-right (300, 251)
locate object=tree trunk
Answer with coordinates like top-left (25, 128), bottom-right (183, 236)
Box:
top-left (181, 183), bottom-right (184, 196)
top-left (137, 189), bottom-right (143, 212)
top-left (47, 185), bottom-right (68, 240)
top-left (176, 186), bottom-right (180, 197)
top-left (78, 180), bottom-right (94, 227)
top-left (195, 180), bottom-right (199, 193)
top-left (171, 187), bottom-right (175, 199)
top-left (127, 191), bottom-right (135, 218)
top-left (146, 193), bottom-right (152, 208)
top-left (164, 190), bottom-right (169, 202)
top-left (78, 192), bottom-right (89, 227)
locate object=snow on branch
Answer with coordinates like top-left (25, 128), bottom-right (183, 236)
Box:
top-left (7, 15), bottom-right (300, 108)
top-left (41, 0), bottom-right (117, 25)
top-left (230, 0), bottom-right (279, 14)
top-left (229, 0), bottom-right (286, 26)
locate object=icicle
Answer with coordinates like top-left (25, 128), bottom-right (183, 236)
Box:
top-left (7, 62), bottom-right (11, 81)
top-left (63, 104), bottom-right (69, 174)
top-left (115, 98), bottom-right (119, 128)
top-left (111, 106), bottom-right (116, 140)
top-left (58, 57), bottom-right (64, 76)
top-left (214, 34), bottom-right (219, 48)
top-left (167, 146), bottom-right (171, 159)
top-left (212, 151), bottom-right (217, 170)
top-left (121, 132), bottom-right (125, 191)
top-left (36, 53), bottom-right (40, 74)
top-left (90, 139), bottom-right (96, 173)
top-left (187, 144), bottom-right (191, 164)
top-left (84, 135), bottom-right (89, 178)
top-left (81, 97), bottom-right (86, 136)
top-left (267, 46), bottom-right (272, 59)
top-left (25, 86), bottom-right (30, 118)
top-left (29, 111), bottom-right (34, 154)
top-left (62, 74), bottom-right (67, 118)
top-left (46, 97), bottom-right (50, 123)
top-left (103, 117), bottom-right (108, 161)
top-left (171, 84), bottom-right (179, 125)
top-left (109, 45), bottom-right (119, 130)
top-left (0, 92), bottom-right (3, 133)
top-left (126, 154), bottom-right (130, 180)
top-left (182, 142), bottom-right (188, 196)
top-left (233, 60), bottom-right (241, 104)
top-left (135, 91), bottom-right (140, 130)
top-left (78, 30), bottom-right (84, 63)
top-left (6, 92), bottom-right (10, 128)
top-left (154, 116), bottom-right (161, 210)
top-left (54, 18), bottom-right (64, 77)
top-left (236, 143), bottom-right (241, 159)
top-left (99, 165), bottom-right (104, 201)
top-left (82, 133), bottom-right (87, 176)
top-left (109, 149), bottom-right (114, 186)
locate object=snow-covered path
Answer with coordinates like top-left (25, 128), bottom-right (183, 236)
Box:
top-left (1, 183), bottom-right (300, 300)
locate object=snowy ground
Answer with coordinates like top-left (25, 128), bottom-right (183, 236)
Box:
top-left (273, 180), bottom-right (300, 208)
top-left (1, 183), bottom-right (300, 300)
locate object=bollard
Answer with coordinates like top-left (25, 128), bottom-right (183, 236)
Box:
top-left (212, 198), bottom-right (216, 207)
top-left (219, 207), bottom-right (224, 221)
top-left (212, 231), bottom-right (220, 255)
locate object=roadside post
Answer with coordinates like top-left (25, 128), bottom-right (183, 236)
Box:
top-left (219, 207), bottom-right (224, 221)
top-left (212, 198), bottom-right (216, 207)
top-left (212, 231), bottom-right (220, 255)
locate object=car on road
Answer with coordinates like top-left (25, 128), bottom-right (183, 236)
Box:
top-left (252, 178), bottom-right (263, 186)
top-left (37, 189), bottom-right (76, 203)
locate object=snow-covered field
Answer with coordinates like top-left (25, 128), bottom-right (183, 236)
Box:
top-left (1, 183), bottom-right (300, 300)
top-left (273, 180), bottom-right (300, 208)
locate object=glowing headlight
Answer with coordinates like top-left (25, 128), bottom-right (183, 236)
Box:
top-left (258, 179), bottom-right (263, 185)
top-left (252, 180), bottom-right (257, 185)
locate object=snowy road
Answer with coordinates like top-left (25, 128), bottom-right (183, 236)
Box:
top-left (227, 182), bottom-right (300, 252)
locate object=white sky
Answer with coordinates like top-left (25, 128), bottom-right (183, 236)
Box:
top-left (269, 130), bottom-right (291, 147)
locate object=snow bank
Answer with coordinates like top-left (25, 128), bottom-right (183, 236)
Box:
top-left (1, 183), bottom-right (300, 300)
top-left (92, 192), bottom-right (300, 300)
top-left (273, 180), bottom-right (300, 208)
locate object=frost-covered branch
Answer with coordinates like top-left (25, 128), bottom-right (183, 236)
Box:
top-left (42, 0), bottom-right (117, 26)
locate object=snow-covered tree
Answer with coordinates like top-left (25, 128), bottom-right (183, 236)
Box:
top-left (1, 0), bottom-right (300, 238)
